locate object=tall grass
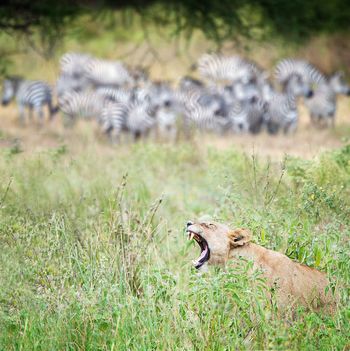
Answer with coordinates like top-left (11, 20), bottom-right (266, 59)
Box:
top-left (0, 141), bottom-right (349, 350)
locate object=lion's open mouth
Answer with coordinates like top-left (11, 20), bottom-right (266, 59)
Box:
top-left (187, 230), bottom-right (210, 269)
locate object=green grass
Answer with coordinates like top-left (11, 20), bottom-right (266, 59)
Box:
top-left (0, 140), bottom-right (349, 350)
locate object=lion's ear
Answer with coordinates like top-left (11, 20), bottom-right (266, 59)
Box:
top-left (227, 228), bottom-right (251, 248)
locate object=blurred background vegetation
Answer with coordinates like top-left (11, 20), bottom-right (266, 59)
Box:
top-left (0, 0), bottom-right (350, 79)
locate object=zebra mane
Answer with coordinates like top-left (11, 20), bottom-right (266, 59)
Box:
top-left (275, 59), bottom-right (326, 85)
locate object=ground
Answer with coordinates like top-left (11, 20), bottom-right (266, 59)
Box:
top-left (1, 98), bottom-right (349, 159)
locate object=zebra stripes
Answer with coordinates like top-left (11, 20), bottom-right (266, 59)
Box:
top-left (99, 102), bottom-right (128, 141)
top-left (265, 92), bottom-right (298, 134)
top-left (197, 53), bottom-right (257, 83)
top-left (305, 72), bottom-right (350, 127)
top-left (84, 58), bottom-right (133, 88)
top-left (268, 58), bottom-right (325, 133)
top-left (58, 91), bottom-right (106, 121)
top-left (3, 52), bottom-right (349, 137)
top-left (274, 58), bottom-right (326, 87)
top-left (59, 52), bottom-right (133, 93)
top-left (2, 77), bottom-right (58, 124)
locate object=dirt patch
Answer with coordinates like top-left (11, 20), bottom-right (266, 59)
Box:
top-left (1, 98), bottom-right (349, 160)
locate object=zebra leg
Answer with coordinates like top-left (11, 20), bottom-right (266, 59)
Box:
top-left (105, 126), bottom-right (117, 144)
top-left (28, 106), bottom-right (33, 121)
top-left (284, 121), bottom-right (297, 134)
top-left (35, 105), bottom-right (44, 126)
top-left (18, 104), bottom-right (26, 126)
top-left (310, 113), bottom-right (316, 126)
top-left (318, 115), bottom-right (325, 128)
top-left (62, 114), bottom-right (76, 128)
top-left (133, 130), bottom-right (142, 141)
top-left (267, 121), bottom-right (279, 135)
top-left (48, 100), bottom-right (58, 121)
top-left (329, 113), bottom-right (335, 128)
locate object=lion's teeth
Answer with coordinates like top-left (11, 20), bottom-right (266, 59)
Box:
top-left (190, 233), bottom-right (194, 240)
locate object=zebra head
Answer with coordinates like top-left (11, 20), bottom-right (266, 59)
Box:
top-left (231, 78), bottom-right (259, 103)
top-left (284, 74), bottom-right (313, 98)
top-left (329, 72), bottom-right (350, 96)
top-left (2, 77), bottom-right (22, 105)
top-left (179, 76), bottom-right (204, 91)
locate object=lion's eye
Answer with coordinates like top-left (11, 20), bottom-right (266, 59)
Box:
top-left (201, 223), bottom-right (216, 229)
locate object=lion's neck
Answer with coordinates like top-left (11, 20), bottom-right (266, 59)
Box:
top-left (228, 242), bottom-right (267, 262)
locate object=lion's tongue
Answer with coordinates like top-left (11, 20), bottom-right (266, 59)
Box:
top-left (193, 243), bottom-right (209, 268)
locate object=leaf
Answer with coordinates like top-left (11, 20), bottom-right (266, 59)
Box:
top-left (260, 228), bottom-right (266, 242)
top-left (314, 246), bottom-right (322, 267)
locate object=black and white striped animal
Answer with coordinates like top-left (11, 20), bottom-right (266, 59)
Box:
top-left (264, 92), bottom-right (299, 134)
top-left (98, 87), bottom-right (156, 141)
top-left (197, 53), bottom-right (256, 83)
top-left (59, 52), bottom-right (92, 79)
top-left (56, 73), bottom-right (86, 98)
top-left (59, 52), bottom-right (91, 93)
top-left (179, 76), bottom-right (204, 91)
top-left (95, 86), bottom-right (132, 104)
top-left (265, 75), bottom-right (314, 134)
top-left (179, 88), bottom-right (232, 134)
top-left (305, 72), bottom-right (350, 127)
top-left (58, 90), bottom-right (106, 122)
top-left (265, 59), bottom-right (318, 134)
top-left (275, 59), bottom-right (324, 88)
top-left (1, 76), bottom-right (58, 124)
top-left (99, 102), bottom-right (128, 142)
top-left (84, 58), bottom-right (133, 88)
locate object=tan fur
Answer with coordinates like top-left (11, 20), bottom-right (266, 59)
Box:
top-left (187, 221), bottom-right (337, 312)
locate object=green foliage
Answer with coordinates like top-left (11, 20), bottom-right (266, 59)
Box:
top-left (1, 0), bottom-right (350, 44)
top-left (5, 140), bottom-right (23, 157)
top-left (0, 142), bottom-right (349, 349)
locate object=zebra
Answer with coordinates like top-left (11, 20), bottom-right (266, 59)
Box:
top-left (227, 100), bottom-right (250, 133)
top-left (99, 87), bottom-right (156, 141)
top-left (84, 58), bottom-right (133, 88)
top-left (197, 54), bottom-right (268, 103)
top-left (197, 53), bottom-right (256, 83)
top-left (305, 72), bottom-right (350, 127)
top-left (179, 76), bottom-right (204, 91)
top-left (223, 96), bottom-right (267, 134)
top-left (154, 107), bottom-right (178, 141)
top-left (275, 58), bottom-right (325, 89)
top-left (268, 75), bottom-right (313, 134)
top-left (145, 82), bottom-right (180, 140)
top-left (59, 52), bottom-right (92, 78)
top-left (264, 92), bottom-right (299, 134)
top-left (2, 76), bottom-right (58, 124)
top-left (179, 89), bottom-right (231, 134)
top-left (95, 86), bottom-right (132, 105)
top-left (128, 66), bottom-right (149, 87)
top-left (58, 90), bottom-right (106, 123)
top-left (99, 101), bottom-right (128, 142)
top-left (124, 100), bottom-right (156, 140)
top-left (245, 98), bottom-right (267, 134)
top-left (59, 52), bottom-right (91, 93)
top-left (148, 81), bottom-right (174, 109)
top-left (265, 59), bottom-right (320, 134)
top-left (56, 73), bottom-right (86, 98)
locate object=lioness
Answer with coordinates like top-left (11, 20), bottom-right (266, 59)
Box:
top-left (186, 220), bottom-right (337, 311)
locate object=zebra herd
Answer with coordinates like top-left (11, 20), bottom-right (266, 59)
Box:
top-left (1, 52), bottom-right (350, 141)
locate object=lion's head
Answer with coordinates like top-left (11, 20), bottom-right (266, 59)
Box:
top-left (186, 220), bottom-right (251, 269)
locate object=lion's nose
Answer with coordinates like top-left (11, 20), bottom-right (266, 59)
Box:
top-left (186, 221), bottom-right (193, 227)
